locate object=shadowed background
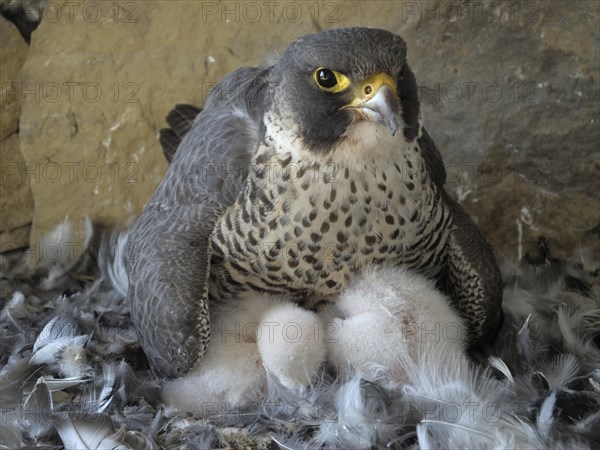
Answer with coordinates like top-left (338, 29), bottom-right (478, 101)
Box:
top-left (1, 0), bottom-right (598, 266)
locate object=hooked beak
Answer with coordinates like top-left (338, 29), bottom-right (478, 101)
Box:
top-left (342, 73), bottom-right (400, 136)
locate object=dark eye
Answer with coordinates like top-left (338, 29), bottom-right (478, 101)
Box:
top-left (316, 69), bottom-right (337, 88)
top-left (313, 68), bottom-right (351, 93)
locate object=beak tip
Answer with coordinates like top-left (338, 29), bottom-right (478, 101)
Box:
top-left (360, 85), bottom-right (401, 137)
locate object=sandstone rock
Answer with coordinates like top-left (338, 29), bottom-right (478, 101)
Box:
top-left (18, 1), bottom-right (322, 260)
top-left (0, 222), bottom-right (31, 254)
top-left (398, 0), bottom-right (600, 261)
top-left (0, 17), bottom-right (34, 252)
top-left (0, 16), bottom-right (29, 139)
top-left (15, 0), bottom-right (599, 262)
top-left (462, 174), bottom-right (600, 262)
top-left (0, 133), bottom-right (34, 251)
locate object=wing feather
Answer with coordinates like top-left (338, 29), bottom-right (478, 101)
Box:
top-left (127, 66), bottom-right (271, 378)
top-left (418, 127), bottom-right (447, 187)
top-left (418, 128), bottom-right (502, 345)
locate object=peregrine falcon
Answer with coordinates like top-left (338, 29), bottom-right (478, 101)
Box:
top-left (126, 27), bottom-right (503, 379)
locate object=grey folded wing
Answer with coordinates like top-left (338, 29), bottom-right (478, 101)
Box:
top-left (419, 127), bottom-right (503, 345)
top-left (126, 67), bottom-right (270, 378)
top-left (442, 191), bottom-right (504, 345)
top-left (125, 203), bottom-right (216, 378)
top-left (418, 127), bottom-right (446, 187)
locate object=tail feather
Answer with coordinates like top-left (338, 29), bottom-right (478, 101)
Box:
top-left (158, 104), bottom-right (202, 163)
top-left (158, 128), bottom-right (180, 163)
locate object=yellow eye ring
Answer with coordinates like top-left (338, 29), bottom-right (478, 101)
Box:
top-left (313, 67), bottom-right (351, 93)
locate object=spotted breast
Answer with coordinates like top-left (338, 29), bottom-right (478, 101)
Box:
top-left (209, 137), bottom-right (451, 307)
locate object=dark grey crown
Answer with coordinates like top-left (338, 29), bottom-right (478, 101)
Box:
top-left (269, 27), bottom-right (420, 152)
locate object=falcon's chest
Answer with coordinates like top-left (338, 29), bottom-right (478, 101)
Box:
top-left (209, 138), bottom-right (451, 303)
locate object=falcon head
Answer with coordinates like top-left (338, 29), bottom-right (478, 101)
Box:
top-left (267, 27), bottom-right (421, 155)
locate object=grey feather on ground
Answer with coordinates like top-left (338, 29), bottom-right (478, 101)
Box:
top-left (1, 227), bottom-right (598, 449)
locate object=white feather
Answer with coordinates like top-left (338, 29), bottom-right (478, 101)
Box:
top-left (516, 314), bottom-right (537, 364)
top-left (488, 356), bottom-right (515, 383)
top-left (39, 217), bottom-right (93, 290)
top-left (102, 230), bottom-right (130, 297)
top-left (0, 291), bottom-right (30, 321)
top-left (537, 391), bottom-right (557, 440)
top-left (315, 376), bottom-right (378, 449)
top-left (33, 317), bottom-right (79, 354)
top-left (30, 317), bottom-right (89, 377)
top-left (556, 305), bottom-right (600, 366)
top-left (19, 377), bottom-right (54, 441)
top-left (95, 363), bottom-right (118, 413)
top-left (39, 376), bottom-right (91, 392)
top-left (3, 228), bottom-right (599, 448)
top-left (55, 414), bottom-right (132, 450)
top-left (541, 354), bottom-right (579, 389)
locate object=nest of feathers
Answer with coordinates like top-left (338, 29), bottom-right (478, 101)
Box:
top-left (1, 220), bottom-right (599, 449)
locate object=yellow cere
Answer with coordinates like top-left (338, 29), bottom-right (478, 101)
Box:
top-left (357, 73), bottom-right (398, 97)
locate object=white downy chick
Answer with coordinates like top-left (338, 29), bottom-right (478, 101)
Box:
top-left (162, 296), bottom-right (326, 416)
top-left (257, 302), bottom-right (326, 390)
top-left (323, 265), bottom-right (467, 390)
top-left (161, 296), bottom-right (273, 416)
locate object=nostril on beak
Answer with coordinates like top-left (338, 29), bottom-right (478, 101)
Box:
top-left (364, 85), bottom-right (373, 96)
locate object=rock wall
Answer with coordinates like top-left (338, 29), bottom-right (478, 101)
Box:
top-left (3, 0), bottom-right (599, 264)
top-left (0, 17), bottom-right (34, 252)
